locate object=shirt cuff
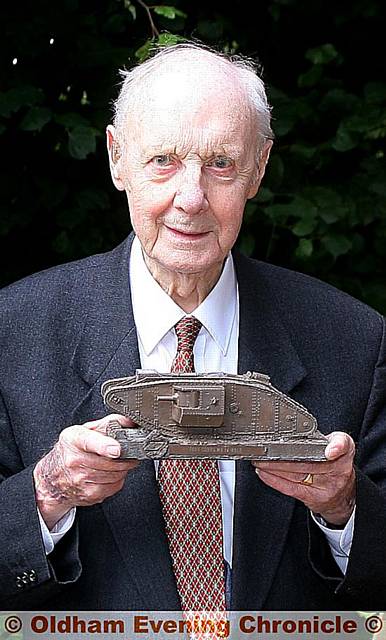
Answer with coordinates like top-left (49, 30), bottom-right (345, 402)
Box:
top-left (311, 507), bottom-right (356, 574)
top-left (37, 507), bottom-right (77, 555)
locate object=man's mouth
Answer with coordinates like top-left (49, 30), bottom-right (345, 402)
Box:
top-left (165, 225), bottom-right (209, 239)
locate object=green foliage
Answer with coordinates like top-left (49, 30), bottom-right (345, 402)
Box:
top-left (20, 106), bottom-right (52, 131)
top-left (1, 0), bottom-right (385, 312)
top-left (68, 125), bottom-right (100, 159)
top-left (153, 6), bottom-right (187, 19)
top-left (241, 24), bottom-right (386, 312)
top-left (135, 31), bottom-right (186, 60)
top-left (305, 43), bottom-right (339, 65)
top-left (0, 85), bottom-right (45, 116)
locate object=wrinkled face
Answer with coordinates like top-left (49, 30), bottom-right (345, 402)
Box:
top-left (108, 61), bottom-right (271, 278)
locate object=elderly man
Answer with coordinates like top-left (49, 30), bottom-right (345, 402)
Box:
top-left (0, 43), bottom-right (385, 611)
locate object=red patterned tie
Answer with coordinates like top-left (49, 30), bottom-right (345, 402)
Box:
top-left (158, 316), bottom-right (226, 612)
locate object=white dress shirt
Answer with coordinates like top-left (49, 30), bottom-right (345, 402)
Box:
top-left (39, 235), bottom-right (354, 574)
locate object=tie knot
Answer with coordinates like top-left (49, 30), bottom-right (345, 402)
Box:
top-left (175, 316), bottom-right (202, 352)
top-left (171, 317), bottom-right (201, 373)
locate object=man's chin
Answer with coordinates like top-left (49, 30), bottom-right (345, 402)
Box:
top-left (146, 251), bottom-right (223, 279)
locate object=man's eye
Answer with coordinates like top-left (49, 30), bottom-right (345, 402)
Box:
top-left (206, 156), bottom-right (233, 169)
top-left (151, 155), bottom-right (174, 167)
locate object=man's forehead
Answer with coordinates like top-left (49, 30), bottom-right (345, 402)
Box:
top-left (130, 54), bottom-right (246, 114)
top-left (132, 110), bottom-right (255, 160)
top-left (139, 122), bottom-right (250, 152)
top-left (128, 64), bottom-right (255, 143)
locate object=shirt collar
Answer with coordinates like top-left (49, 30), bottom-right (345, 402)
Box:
top-left (129, 235), bottom-right (237, 356)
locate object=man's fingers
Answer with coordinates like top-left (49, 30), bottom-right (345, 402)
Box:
top-left (252, 432), bottom-right (355, 474)
top-left (84, 414), bottom-right (136, 433)
top-left (256, 469), bottom-right (325, 500)
top-left (252, 460), bottom-right (332, 475)
top-left (325, 431), bottom-right (355, 460)
top-left (61, 425), bottom-right (118, 458)
top-left (77, 466), bottom-right (136, 485)
top-left (34, 415), bottom-right (139, 525)
top-left (60, 414), bottom-right (136, 459)
top-left (255, 468), bottom-right (318, 484)
top-left (253, 430), bottom-right (357, 525)
top-left (78, 428), bottom-right (121, 458)
top-left (77, 453), bottom-right (137, 472)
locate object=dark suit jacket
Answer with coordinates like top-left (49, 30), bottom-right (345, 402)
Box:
top-left (1, 234), bottom-right (386, 610)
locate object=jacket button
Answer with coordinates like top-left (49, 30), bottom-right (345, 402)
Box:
top-left (16, 576), bottom-right (24, 589)
top-left (29, 570), bottom-right (37, 582)
top-left (21, 572), bottom-right (29, 585)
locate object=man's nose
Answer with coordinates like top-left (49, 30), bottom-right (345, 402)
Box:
top-left (173, 166), bottom-right (209, 214)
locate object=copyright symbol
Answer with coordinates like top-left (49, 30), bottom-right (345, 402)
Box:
top-left (4, 616), bottom-right (22, 633)
top-left (365, 615), bottom-right (383, 634)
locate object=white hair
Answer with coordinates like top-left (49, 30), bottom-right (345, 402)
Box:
top-left (112, 41), bottom-right (273, 147)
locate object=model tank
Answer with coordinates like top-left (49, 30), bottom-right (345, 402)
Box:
top-left (101, 370), bottom-right (328, 460)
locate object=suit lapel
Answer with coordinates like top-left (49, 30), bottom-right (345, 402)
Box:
top-left (70, 234), bottom-right (179, 609)
top-left (235, 250), bottom-right (306, 393)
top-left (100, 459), bottom-right (180, 609)
top-left (231, 251), bottom-right (307, 609)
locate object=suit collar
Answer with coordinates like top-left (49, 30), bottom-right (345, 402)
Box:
top-left (70, 233), bottom-right (138, 388)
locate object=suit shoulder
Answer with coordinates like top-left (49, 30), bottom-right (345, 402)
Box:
top-left (234, 252), bottom-right (383, 330)
top-left (0, 239), bottom-right (129, 311)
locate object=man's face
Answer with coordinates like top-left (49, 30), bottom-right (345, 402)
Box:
top-left (108, 62), bottom-right (271, 278)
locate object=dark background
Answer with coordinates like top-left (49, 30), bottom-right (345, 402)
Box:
top-left (1, 0), bottom-right (386, 311)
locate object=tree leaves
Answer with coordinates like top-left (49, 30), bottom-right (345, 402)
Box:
top-left (322, 234), bottom-right (352, 258)
top-left (20, 107), bottom-right (51, 131)
top-left (296, 238), bottom-right (313, 259)
top-left (68, 125), bottom-right (99, 159)
top-left (332, 126), bottom-right (359, 151)
top-left (305, 43), bottom-right (338, 65)
top-left (0, 86), bottom-right (44, 117)
top-left (293, 217), bottom-right (317, 237)
top-left (153, 6), bottom-right (187, 20)
top-left (135, 32), bottom-right (186, 60)
top-left (298, 65), bottom-right (323, 88)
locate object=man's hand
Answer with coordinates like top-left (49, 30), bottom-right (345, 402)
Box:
top-left (33, 414), bottom-right (139, 530)
top-left (252, 431), bottom-right (356, 526)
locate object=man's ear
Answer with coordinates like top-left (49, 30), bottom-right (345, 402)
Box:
top-left (106, 125), bottom-right (125, 191)
top-left (247, 139), bottom-right (273, 199)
